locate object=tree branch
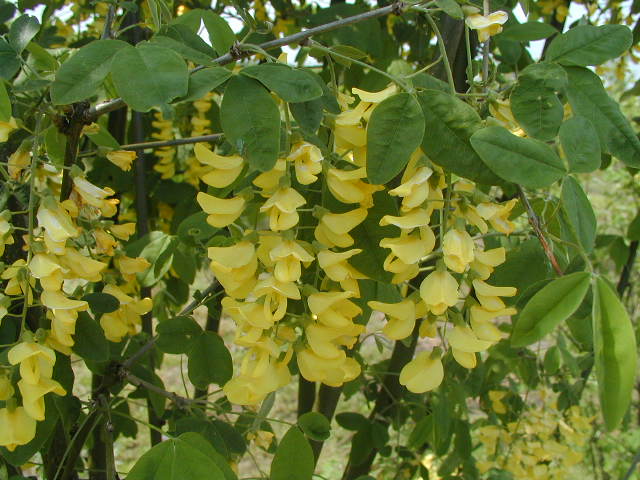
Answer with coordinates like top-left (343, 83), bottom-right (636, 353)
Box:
top-left (517, 186), bottom-right (564, 276)
top-left (120, 133), bottom-right (223, 151)
top-left (84, 1), bottom-right (411, 121)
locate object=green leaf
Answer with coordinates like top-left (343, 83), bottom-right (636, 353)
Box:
top-left (0, 38), bottom-right (22, 80)
top-left (9, 14), bottom-right (39, 53)
top-left (593, 276), bottom-right (638, 430)
top-left (561, 176), bottom-right (597, 252)
top-left (270, 426), bottom-right (314, 480)
top-left (82, 292), bottom-right (120, 314)
top-left (470, 126), bottom-right (566, 187)
top-left (156, 315), bottom-right (203, 354)
top-left (202, 11), bottom-right (236, 57)
top-left (559, 116), bottom-right (601, 173)
top-left (126, 437), bottom-right (226, 480)
top-left (221, 75), bottom-right (281, 171)
top-left (546, 24), bottom-right (632, 66)
top-left (126, 231), bottom-right (176, 287)
top-left (85, 123), bottom-right (120, 149)
top-left (150, 32), bottom-right (216, 66)
top-left (111, 43), bottom-right (188, 112)
top-left (26, 42), bottom-right (59, 72)
top-left (290, 97), bottom-right (323, 133)
top-left (351, 191), bottom-right (399, 283)
top-left (408, 416), bottom-right (431, 449)
top-left (335, 412), bottom-right (369, 431)
top-left (519, 62), bottom-right (568, 91)
top-left (564, 67), bottom-right (640, 168)
top-left (72, 311), bottom-right (109, 362)
top-left (627, 212), bottom-right (640, 241)
top-left (188, 331), bottom-right (233, 388)
top-left (511, 272), bottom-right (591, 347)
top-left (298, 412), bottom-right (331, 441)
top-left (500, 21), bottom-right (557, 41)
top-left (241, 64), bottom-right (323, 103)
top-left (324, 45), bottom-right (368, 67)
top-left (435, 0), bottom-right (463, 19)
top-left (366, 93), bottom-right (424, 184)
top-left (51, 39), bottom-right (129, 105)
top-left (510, 80), bottom-right (563, 141)
top-left (543, 345), bottom-right (561, 375)
top-left (0, 81), bottom-right (11, 122)
top-left (178, 433), bottom-right (238, 480)
top-left (417, 90), bottom-right (501, 185)
top-left (179, 66), bottom-right (232, 103)
top-left (177, 211), bottom-right (219, 246)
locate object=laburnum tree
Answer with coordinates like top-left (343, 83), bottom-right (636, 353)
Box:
top-left (1, 0), bottom-right (640, 478)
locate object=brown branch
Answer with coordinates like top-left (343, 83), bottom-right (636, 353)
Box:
top-left (120, 133), bottom-right (223, 151)
top-left (517, 186), bottom-right (564, 276)
top-left (84, 1), bottom-right (410, 121)
top-left (617, 240), bottom-right (638, 297)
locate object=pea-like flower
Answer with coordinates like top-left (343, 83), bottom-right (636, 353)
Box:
top-left (399, 351), bottom-right (444, 393)
top-left (369, 299), bottom-right (416, 340)
top-left (197, 192), bottom-right (246, 228)
top-left (465, 11), bottom-right (509, 42)
top-left (106, 150), bottom-right (136, 171)
top-left (0, 407), bottom-right (36, 451)
top-left (419, 269), bottom-right (459, 315)
top-left (260, 187), bottom-right (306, 231)
top-left (194, 143), bottom-right (244, 188)
top-left (314, 208), bottom-right (368, 248)
top-left (442, 228), bottom-right (475, 273)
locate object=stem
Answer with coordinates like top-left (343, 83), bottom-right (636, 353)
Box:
top-left (120, 133), bottom-right (224, 151)
top-left (85, 1), bottom-right (412, 121)
top-left (307, 41), bottom-right (412, 92)
top-left (60, 103), bottom-right (89, 201)
top-left (101, 5), bottom-right (116, 39)
top-left (310, 384), bottom-right (342, 462)
top-left (617, 240), bottom-right (638, 297)
top-left (517, 186), bottom-right (563, 276)
top-left (481, 0), bottom-right (490, 87)
top-left (125, 373), bottom-right (195, 408)
top-left (298, 377), bottom-right (316, 417)
top-left (424, 13), bottom-right (455, 95)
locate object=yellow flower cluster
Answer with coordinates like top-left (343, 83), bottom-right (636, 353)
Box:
top-left (188, 84), bottom-right (521, 406)
top-left (1, 141), bottom-right (151, 449)
top-left (475, 393), bottom-right (592, 479)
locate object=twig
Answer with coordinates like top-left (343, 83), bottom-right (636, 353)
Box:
top-left (101, 5), bottom-right (116, 40)
top-left (517, 186), bottom-right (564, 276)
top-left (481, 0), bottom-right (490, 87)
top-left (60, 103), bottom-right (90, 201)
top-left (84, 1), bottom-right (411, 121)
top-left (121, 281), bottom-right (220, 369)
top-left (423, 13), bottom-right (455, 95)
top-left (617, 240), bottom-right (638, 297)
top-left (120, 133), bottom-right (224, 151)
top-left (125, 373), bottom-right (195, 408)
top-left (622, 446), bottom-right (640, 480)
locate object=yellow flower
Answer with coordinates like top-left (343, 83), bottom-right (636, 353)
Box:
top-left (288, 142), bottom-right (322, 185)
top-left (419, 269), bottom-right (459, 315)
top-left (269, 238), bottom-right (315, 282)
top-left (399, 351), bottom-right (444, 393)
top-left (389, 166), bottom-right (432, 212)
top-left (37, 200), bottom-right (79, 249)
top-left (447, 325), bottom-right (493, 368)
top-left (489, 390), bottom-right (508, 414)
top-left (471, 246), bottom-right (506, 280)
top-left (314, 208), bottom-right (368, 248)
top-left (307, 291), bottom-right (362, 329)
top-left (472, 279), bottom-right (517, 312)
top-left (60, 248), bottom-right (108, 282)
top-left (465, 11), bottom-right (509, 42)
top-left (253, 274), bottom-right (301, 324)
top-left (106, 150), bottom-right (137, 171)
top-left (208, 241), bottom-right (258, 298)
top-left (99, 284), bottom-right (152, 342)
top-left (379, 208), bottom-right (430, 229)
top-left (8, 149), bottom-right (30, 179)
top-left (442, 228), bottom-right (475, 273)
top-left (476, 199), bottom-right (518, 235)
top-left (0, 407), bottom-right (36, 451)
top-left (72, 177), bottom-right (118, 217)
top-left (317, 249), bottom-right (367, 295)
top-left (109, 222), bottom-right (136, 240)
top-left (94, 229), bottom-right (117, 256)
top-left (381, 226), bottom-right (435, 266)
top-left (260, 187), bottom-right (306, 231)
top-left (8, 342), bottom-right (56, 385)
top-left (0, 375), bottom-right (14, 401)
top-left (0, 117), bottom-right (18, 142)
top-left (196, 192), bottom-right (245, 228)
top-left (29, 253), bottom-right (65, 291)
top-left (305, 322), bottom-right (364, 360)
top-left (326, 168), bottom-right (382, 206)
top-left (195, 143), bottom-right (244, 188)
top-left (297, 348), bottom-right (361, 387)
top-left (369, 299), bottom-right (416, 340)
top-left (18, 377), bottom-right (66, 421)
top-left (2, 259), bottom-right (34, 297)
top-left (253, 159), bottom-right (286, 195)
top-left (115, 255), bottom-right (150, 276)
